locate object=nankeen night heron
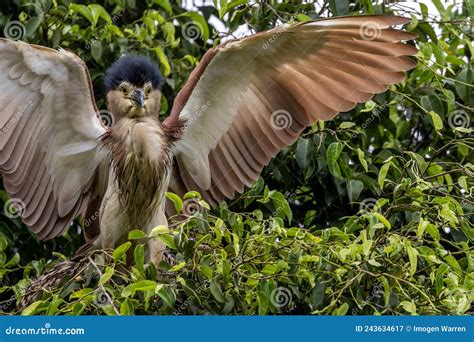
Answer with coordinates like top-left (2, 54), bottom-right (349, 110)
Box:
top-left (0, 15), bottom-right (417, 266)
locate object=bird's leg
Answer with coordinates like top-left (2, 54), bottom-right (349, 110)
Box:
top-left (97, 173), bottom-right (129, 250)
top-left (145, 201), bottom-right (168, 266)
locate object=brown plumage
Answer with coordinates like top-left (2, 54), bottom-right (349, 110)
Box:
top-left (100, 116), bottom-right (184, 233)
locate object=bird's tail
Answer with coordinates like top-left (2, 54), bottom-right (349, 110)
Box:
top-left (17, 241), bottom-right (176, 311)
top-left (18, 241), bottom-right (98, 311)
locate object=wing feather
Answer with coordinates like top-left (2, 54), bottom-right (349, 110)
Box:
top-left (165, 15), bottom-right (418, 205)
top-left (0, 39), bottom-right (108, 239)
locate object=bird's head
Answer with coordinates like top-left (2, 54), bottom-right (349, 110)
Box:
top-left (104, 55), bottom-right (163, 119)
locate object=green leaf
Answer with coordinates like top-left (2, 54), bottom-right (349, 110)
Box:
top-left (356, 148), bottom-right (369, 172)
top-left (232, 232), bottom-right (240, 256)
top-left (421, 95), bottom-right (445, 116)
top-left (368, 259), bottom-right (382, 267)
top-left (51, 296), bottom-right (69, 313)
top-left (404, 239), bottom-right (418, 276)
top-left (435, 264), bottom-right (449, 295)
top-left (339, 121), bottom-right (356, 129)
top-left (210, 278), bottom-right (225, 303)
top-left (88, 4), bottom-right (112, 24)
top-left (113, 242), bottom-right (131, 262)
top-left (426, 223), bottom-right (440, 241)
top-left (156, 287), bottom-right (174, 307)
top-left (328, 0), bottom-right (349, 15)
top-left (445, 255), bottom-right (462, 275)
top-left (378, 162), bottom-right (392, 188)
top-left (454, 67), bottom-right (473, 103)
top-left (21, 300), bottom-right (43, 316)
top-left (417, 217), bottom-right (429, 238)
top-left (326, 142), bottom-right (343, 179)
top-left (166, 192), bottom-right (183, 213)
top-left (152, 0), bottom-right (173, 13)
top-left (158, 234), bottom-right (176, 249)
top-left (222, 259), bottom-right (231, 283)
top-left (149, 225), bottom-right (170, 237)
top-left (439, 203), bottom-right (458, 227)
top-left (334, 302), bottom-right (349, 315)
top-left (380, 276), bottom-right (390, 307)
top-left (295, 138), bottom-right (313, 171)
top-left (153, 47), bottom-right (171, 77)
top-left (26, 17), bottom-right (43, 37)
top-left (296, 13), bottom-right (312, 22)
top-left (400, 300), bottom-right (417, 315)
top-left (374, 213), bottom-right (391, 230)
top-left (269, 191), bottom-right (292, 222)
top-left (70, 4), bottom-right (95, 25)
top-left (312, 281), bottom-right (326, 308)
top-left (219, 0), bottom-right (228, 18)
top-left (169, 261), bottom-right (186, 272)
top-left (0, 234), bottom-right (8, 251)
top-left (120, 298), bottom-right (134, 315)
top-left (361, 100), bottom-right (376, 112)
top-left (4, 253), bottom-right (20, 268)
top-left (429, 111), bottom-right (443, 131)
top-left (72, 303), bottom-right (86, 315)
top-left (406, 151), bottom-right (428, 174)
top-left (347, 179), bottom-right (364, 203)
top-left (183, 191), bottom-right (201, 200)
top-left (257, 290), bottom-right (269, 315)
top-left (458, 176), bottom-right (468, 191)
top-left (454, 126), bottom-right (473, 134)
top-left (99, 267), bottom-right (114, 286)
top-left (134, 244), bottom-right (145, 275)
top-left (132, 280), bottom-right (157, 292)
top-left (0, 252), bottom-right (6, 268)
top-left (90, 40), bottom-right (102, 63)
top-left (362, 239), bottom-right (373, 256)
top-left (70, 288), bottom-right (94, 299)
top-left (200, 265), bottom-right (213, 280)
top-left (128, 229), bottom-right (147, 240)
top-left (261, 264), bottom-right (277, 275)
top-left (122, 280), bottom-right (157, 297)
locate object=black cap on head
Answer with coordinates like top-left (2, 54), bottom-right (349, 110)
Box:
top-left (104, 55), bottom-right (163, 92)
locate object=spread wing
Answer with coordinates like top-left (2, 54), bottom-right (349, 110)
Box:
top-left (165, 14), bottom-right (417, 205)
top-left (0, 39), bottom-right (108, 240)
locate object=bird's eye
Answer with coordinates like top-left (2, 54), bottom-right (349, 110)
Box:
top-left (120, 85), bottom-right (128, 95)
top-left (144, 86), bottom-right (152, 96)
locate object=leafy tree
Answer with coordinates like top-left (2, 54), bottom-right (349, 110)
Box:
top-left (0, 0), bottom-right (472, 315)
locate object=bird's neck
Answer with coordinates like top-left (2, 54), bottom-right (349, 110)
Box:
top-left (100, 116), bottom-right (176, 229)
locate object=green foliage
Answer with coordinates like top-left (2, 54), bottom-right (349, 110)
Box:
top-left (0, 0), bottom-right (472, 315)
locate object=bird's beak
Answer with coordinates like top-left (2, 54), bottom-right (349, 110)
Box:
top-left (130, 89), bottom-right (145, 108)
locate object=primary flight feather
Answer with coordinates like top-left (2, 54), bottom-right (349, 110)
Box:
top-left (0, 15), bottom-right (417, 264)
